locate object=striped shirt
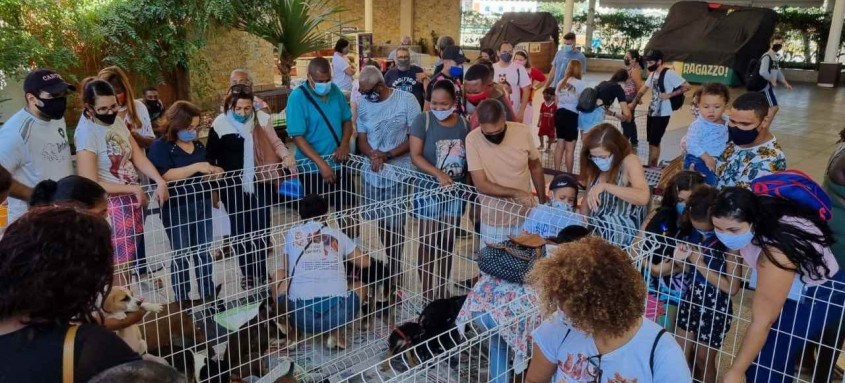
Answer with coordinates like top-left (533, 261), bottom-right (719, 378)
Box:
top-left (356, 89), bottom-right (422, 187)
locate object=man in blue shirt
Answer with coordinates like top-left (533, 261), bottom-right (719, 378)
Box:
top-left (287, 57), bottom-right (358, 236)
top-left (543, 32), bottom-right (587, 90)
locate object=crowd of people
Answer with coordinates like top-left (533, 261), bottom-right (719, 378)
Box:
top-left (0, 29), bottom-right (843, 383)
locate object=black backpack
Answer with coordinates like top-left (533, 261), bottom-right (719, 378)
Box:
top-left (576, 87), bottom-right (599, 113)
top-left (657, 68), bottom-right (685, 111)
top-left (745, 53), bottom-right (770, 92)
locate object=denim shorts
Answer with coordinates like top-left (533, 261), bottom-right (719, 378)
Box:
top-left (282, 292), bottom-right (361, 334)
top-left (413, 186), bottom-right (468, 220)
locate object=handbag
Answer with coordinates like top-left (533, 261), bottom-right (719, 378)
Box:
top-left (475, 233), bottom-right (546, 284)
top-left (63, 325), bottom-right (79, 383)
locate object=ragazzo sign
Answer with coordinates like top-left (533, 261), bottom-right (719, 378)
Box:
top-left (674, 61), bottom-right (739, 85)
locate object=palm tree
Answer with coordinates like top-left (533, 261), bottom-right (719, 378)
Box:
top-left (234, 0), bottom-right (345, 87)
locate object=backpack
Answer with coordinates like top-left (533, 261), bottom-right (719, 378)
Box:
top-left (750, 169), bottom-right (833, 221)
top-left (745, 53), bottom-right (771, 92)
top-left (576, 86), bottom-right (599, 113)
top-left (657, 68), bottom-right (685, 111)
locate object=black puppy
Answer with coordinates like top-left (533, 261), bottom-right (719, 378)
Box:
top-left (380, 321), bottom-right (427, 371)
top-left (345, 258), bottom-right (393, 321)
top-left (382, 295), bottom-right (468, 371)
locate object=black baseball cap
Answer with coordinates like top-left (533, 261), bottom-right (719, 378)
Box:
top-left (23, 68), bottom-right (76, 96)
top-left (441, 46), bottom-right (466, 65)
top-left (644, 49), bottom-right (664, 62)
top-left (549, 174), bottom-right (578, 191)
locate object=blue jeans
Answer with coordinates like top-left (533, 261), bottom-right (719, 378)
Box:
top-left (161, 198), bottom-right (215, 300)
top-left (746, 271), bottom-right (845, 383)
top-left (282, 292), bottom-right (361, 334)
top-left (683, 154), bottom-right (718, 186)
top-left (473, 312), bottom-right (510, 383)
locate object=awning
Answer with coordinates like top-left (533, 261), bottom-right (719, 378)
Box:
top-left (599, 0), bottom-right (823, 8)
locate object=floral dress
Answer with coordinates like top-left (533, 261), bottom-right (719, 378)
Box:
top-left (716, 138), bottom-right (786, 189)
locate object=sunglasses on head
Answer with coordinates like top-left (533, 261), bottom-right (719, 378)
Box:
top-left (229, 84), bottom-right (252, 95)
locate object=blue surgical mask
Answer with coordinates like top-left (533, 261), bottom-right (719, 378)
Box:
top-left (449, 66), bottom-right (464, 79)
top-left (591, 155), bottom-right (613, 172)
top-left (675, 202), bottom-right (686, 215)
top-left (715, 228), bottom-right (754, 250)
top-left (696, 228), bottom-right (716, 239)
top-left (312, 81), bottom-right (331, 96)
top-left (549, 200), bottom-right (572, 212)
top-left (232, 112), bottom-right (251, 124)
top-left (563, 44), bottom-right (574, 53)
top-left (431, 108), bottom-right (454, 121)
top-left (499, 52), bottom-right (513, 63)
top-left (177, 129), bottom-right (198, 142)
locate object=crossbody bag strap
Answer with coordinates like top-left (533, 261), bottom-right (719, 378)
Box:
top-left (649, 328), bottom-right (667, 377)
top-left (286, 223), bottom-right (328, 298)
top-left (300, 88), bottom-right (341, 146)
top-left (63, 325), bottom-right (80, 383)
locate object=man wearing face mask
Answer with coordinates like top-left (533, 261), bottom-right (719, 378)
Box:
top-left (542, 32), bottom-right (587, 91)
top-left (356, 66), bottom-right (420, 287)
top-left (387, 35), bottom-right (420, 65)
top-left (384, 47), bottom-right (427, 108)
top-left (463, 63), bottom-right (516, 130)
top-left (425, 45), bottom-right (467, 115)
top-left (0, 68), bottom-right (74, 223)
top-left (466, 100), bottom-right (546, 245)
top-left (140, 86), bottom-right (165, 127)
top-left (758, 35), bottom-right (792, 122)
top-left (716, 92), bottom-right (786, 190)
top-left (493, 41), bottom-right (531, 122)
top-left (287, 57), bottom-right (358, 237)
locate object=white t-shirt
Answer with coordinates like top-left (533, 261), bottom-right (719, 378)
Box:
top-left (644, 68), bottom-right (686, 117)
top-left (285, 221), bottom-right (356, 301)
top-left (356, 89), bottom-right (421, 187)
top-left (0, 109), bottom-right (73, 222)
top-left (332, 52), bottom-right (354, 92)
top-left (532, 312), bottom-right (692, 383)
top-left (522, 204), bottom-right (585, 238)
top-left (493, 62), bottom-right (531, 112)
top-left (74, 117), bottom-right (140, 186)
top-left (556, 77), bottom-right (586, 113)
top-left (126, 99), bottom-right (155, 139)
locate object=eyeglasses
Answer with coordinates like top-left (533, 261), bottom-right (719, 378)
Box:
top-left (586, 354), bottom-right (603, 383)
top-left (93, 104), bottom-right (120, 115)
top-left (229, 84), bottom-right (253, 95)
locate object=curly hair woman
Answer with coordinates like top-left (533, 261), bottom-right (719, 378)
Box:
top-left (712, 187), bottom-right (845, 383)
top-left (525, 236), bottom-right (691, 383)
top-left (0, 207), bottom-right (139, 381)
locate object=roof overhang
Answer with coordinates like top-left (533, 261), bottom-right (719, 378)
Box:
top-left (597, 0), bottom-right (823, 9)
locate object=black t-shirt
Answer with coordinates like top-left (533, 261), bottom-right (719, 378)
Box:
top-left (0, 323), bottom-right (140, 383)
top-left (384, 65), bottom-right (425, 108)
top-left (596, 81), bottom-right (627, 108)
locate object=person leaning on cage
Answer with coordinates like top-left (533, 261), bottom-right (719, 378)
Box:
top-left (272, 193), bottom-right (370, 350)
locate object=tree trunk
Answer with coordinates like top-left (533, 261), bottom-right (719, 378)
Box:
top-left (803, 33), bottom-right (812, 65)
top-left (585, 0), bottom-right (597, 54)
top-left (165, 65), bottom-right (192, 101)
top-left (278, 55), bottom-right (293, 88)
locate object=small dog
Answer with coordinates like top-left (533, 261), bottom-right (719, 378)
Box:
top-left (223, 299), bottom-right (286, 379)
top-left (102, 286), bottom-right (164, 355)
top-left (381, 322), bottom-right (426, 372)
top-left (142, 284), bottom-right (222, 352)
top-left (346, 258), bottom-right (393, 327)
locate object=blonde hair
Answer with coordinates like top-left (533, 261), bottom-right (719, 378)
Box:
top-left (562, 60), bottom-right (583, 86)
top-left (98, 66), bottom-right (141, 131)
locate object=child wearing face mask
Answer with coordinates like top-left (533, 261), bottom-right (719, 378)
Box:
top-left (522, 174), bottom-right (584, 238)
top-left (537, 88), bottom-right (556, 152)
top-left (672, 185), bottom-right (743, 383)
top-left (682, 83), bottom-right (730, 186)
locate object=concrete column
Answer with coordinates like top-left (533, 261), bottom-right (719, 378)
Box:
top-left (563, 0), bottom-right (575, 35)
top-left (585, 0), bottom-right (596, 53)
top-left (824, 0), bottom-right (845, 63)
top-left (400, 0), bottom-right (414, 39)
top-left (365, 0), bottom-right (374, 32)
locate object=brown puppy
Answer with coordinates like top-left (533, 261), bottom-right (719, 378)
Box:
top-left (102, 286), bottom-right (164, 355)
top-left (141, 300), bottom-right (209, 352)
top-left (224, 299), bottom-right (286, 379)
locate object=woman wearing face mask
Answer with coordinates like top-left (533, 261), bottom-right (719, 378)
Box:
top-left (98, 66), bottom-right (155, 149)
top-left (148, 101), bottom-right (223, 301)
top-left (332, 38), bottom-right (355, 93)
top-left (579, 123), bottom-right (650, 248)
top-left (207, 87), bottom-right (277, 291)
top-left (479, 48), bottom-right (498, 63)
top-left (409, 80), bottom-right (470, 299)
top-left (75, 79), bottom-right (170, 287)
top-left (622, 49), bottom-right (645, 146)
top-left (424, 45), bottom-right (466, 115)
top-left (712, 187), bottom-right (844, 383)
top-left (513, 50), bottom-right (546, 127)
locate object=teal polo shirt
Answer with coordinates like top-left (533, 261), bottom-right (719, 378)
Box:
top-left (286, 83), bottom-right (352, 161)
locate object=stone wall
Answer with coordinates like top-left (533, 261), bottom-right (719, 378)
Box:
top-left (327, 0), bottom-right (461, 48)
top-left (414, 0), bottom-right (461, 51)
top-left (192, 28), bottom-right (276, 108)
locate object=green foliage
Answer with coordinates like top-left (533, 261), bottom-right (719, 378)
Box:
top-left (460, 10), bottom-right (497, 47)
top-left (591, 11), bottom-right (663, 55)
top-left (775, 7), bottom-right (845, 65)
top-left (233, 0), bottom-right (345, 86)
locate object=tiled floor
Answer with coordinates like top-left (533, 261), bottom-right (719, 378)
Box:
top-left (574, 72), bottom-right (845, 181)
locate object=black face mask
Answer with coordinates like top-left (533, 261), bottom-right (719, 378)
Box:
top-left (728, 124), bottom-right (760, 146)
top-left (94, 110), bottom-right (118, 126)
top-left (483, 125), bottom-right (507, 145)
top-left (35, 96), bottom-right (67, 120)
top-left (772, 44), bottom-right (783, 52)
top-left (145, 100), bottom-right (162, 115)
top-left (647, 63), bottom-right (659, 72)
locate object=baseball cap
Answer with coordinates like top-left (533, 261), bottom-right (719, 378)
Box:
top-left (644, 49), bottom-right (664, 62)
top-left (23, 68), bottom-right (76, 96)
top-left (441, 46), bottom-right (466, 65)
top-left (549, 174), bottom-right (578, 191)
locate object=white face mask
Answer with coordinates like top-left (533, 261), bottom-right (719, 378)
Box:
top-left (431, 108), bottom-right (454, 121)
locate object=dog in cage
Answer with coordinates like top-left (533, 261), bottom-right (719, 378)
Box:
top-left (101, 286), bottom-right (164, 356)
top-left (345, 257), bottom-right (393, 326)
top-left (381, 295), bottom-right (467, 371)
